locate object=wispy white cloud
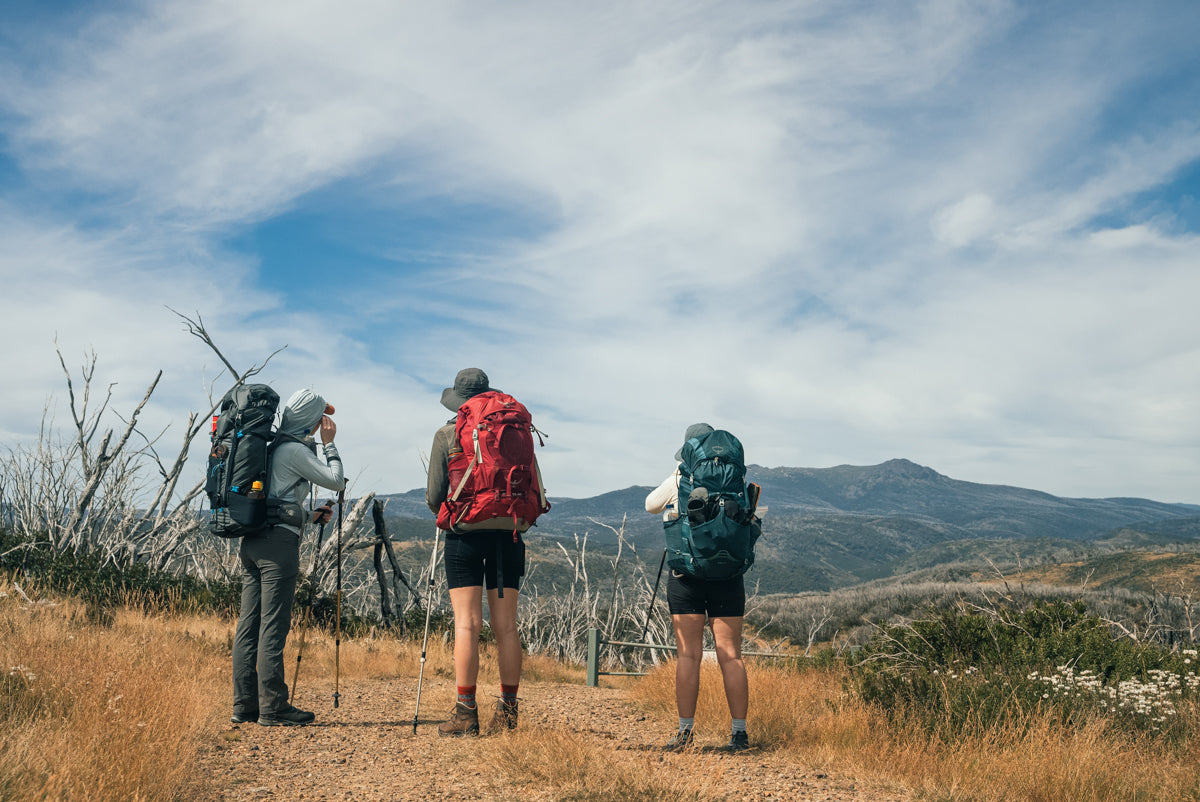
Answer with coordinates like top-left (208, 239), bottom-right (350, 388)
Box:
top-left (2, 0), bottom-right (1198, 503)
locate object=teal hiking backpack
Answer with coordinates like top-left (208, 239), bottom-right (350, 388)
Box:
top-left (664, 429), bottom-right (762, 580)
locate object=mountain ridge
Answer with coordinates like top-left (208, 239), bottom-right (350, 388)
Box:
top-left (375, 458), bottom-right (1199, 593)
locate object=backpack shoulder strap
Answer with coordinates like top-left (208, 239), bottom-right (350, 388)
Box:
top-left (267, 431), bottom-right (314, 500)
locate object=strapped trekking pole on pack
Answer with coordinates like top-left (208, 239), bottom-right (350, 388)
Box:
top-left (333, 490), bottom-right (344, 709)
top-left (412, 525), bottom-right (443, 733)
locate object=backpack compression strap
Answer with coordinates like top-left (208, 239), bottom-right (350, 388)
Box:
top-left (447, 427), bottom-right (483, 523)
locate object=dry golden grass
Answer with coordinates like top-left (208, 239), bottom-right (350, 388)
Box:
top-left (8, 576), bottom-right (1200, 802)
top-left (0, 591), bottom-right (227, 802)
top-left (0, 577), bottom-right (604, 802)
top-left (279, 622), bottom-right (583, 693)
top-left (630, 659), bottom-right (1200, 802)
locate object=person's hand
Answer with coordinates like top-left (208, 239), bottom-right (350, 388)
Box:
top-left (319, 415), bottom-right (337, 444)
top-left (312, 503), bottom-right (333, 525)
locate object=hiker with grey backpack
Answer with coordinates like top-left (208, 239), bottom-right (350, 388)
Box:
top-left (211, 386), bottom-right (346, 727)
top-left (644, 423), bottom-right (762, 752)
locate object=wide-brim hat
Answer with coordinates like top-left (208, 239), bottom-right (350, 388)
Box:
top-left (675, 422), bottom-right (715, 461)
top-left (441, 368), bottom-right (498, 411)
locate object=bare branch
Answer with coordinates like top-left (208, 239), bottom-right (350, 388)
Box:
top-left (169, 307), bottom-right (286, 384)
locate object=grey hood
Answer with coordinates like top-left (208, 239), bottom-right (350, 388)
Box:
top-left (279, 388), bottom-right (327, 437)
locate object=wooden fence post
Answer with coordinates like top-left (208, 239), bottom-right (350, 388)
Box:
top-left (587, 627), bottom-right (601, 687)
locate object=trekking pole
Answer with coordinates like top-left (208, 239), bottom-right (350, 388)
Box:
top-left (641, 548), bottom-right (668, 643)
top-left (412, 525), bottom-right (443, 733)
top-left (290, 513), bottom-right (329, 703)
top-left (333, 490), bottom-right (344, 709)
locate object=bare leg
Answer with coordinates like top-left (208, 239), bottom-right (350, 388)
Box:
top-left (710, 616), bottom-right (748, 720)
top-left (486, 586), bottom-right (522, 686)
top-left (448, 585), bottom-right (483, 689)
top-left (672, 613), bottom-right (707, 719)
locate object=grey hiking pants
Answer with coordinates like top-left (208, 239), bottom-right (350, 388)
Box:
top-left (232, 526), bottom-right (300, 716)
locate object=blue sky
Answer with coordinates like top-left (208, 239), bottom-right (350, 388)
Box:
top-left (1, 0), bottom-right (1198, 504)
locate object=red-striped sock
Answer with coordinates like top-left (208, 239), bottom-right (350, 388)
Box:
top-left (457, 685), bottom-right (477, 709)
top-left (501, 684), bottom-right (519, 707)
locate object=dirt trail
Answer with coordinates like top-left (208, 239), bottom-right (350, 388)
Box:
top-left (193, 677), bottom-right (908, 801)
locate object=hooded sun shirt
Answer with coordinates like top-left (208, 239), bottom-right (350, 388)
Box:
top-left (269, 388), bottom-right (347, 534)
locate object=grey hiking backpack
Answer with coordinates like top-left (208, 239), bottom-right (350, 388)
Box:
top-left (204, 384), bottom-right (304, 537)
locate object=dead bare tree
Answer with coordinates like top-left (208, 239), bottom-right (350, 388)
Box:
top-left (138, 309), bottom-right (288, 572)
top-left (309, 493), bottom-right (375, 597)
top-left (1, 312), bottom-right (291, 582)
top-left (804, 605), bottom-right (835, 657)
top-left (368, 498), bottom-right (418, 630)
top-left (516, 523), bottom-right (678, 671)
top-left (51, 343), bottom-right (159, 554)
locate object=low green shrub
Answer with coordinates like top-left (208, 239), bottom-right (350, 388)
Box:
top-left (849, 599), bottom-right (1198, 739)
top-left (0, 527), bottom-right (240, 617)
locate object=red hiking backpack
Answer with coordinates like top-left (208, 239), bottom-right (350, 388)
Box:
top-left (435, 391), bottom-right (550, 537)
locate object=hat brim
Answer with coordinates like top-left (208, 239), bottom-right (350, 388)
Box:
top-left (441, 386), bottom-right (500, 412)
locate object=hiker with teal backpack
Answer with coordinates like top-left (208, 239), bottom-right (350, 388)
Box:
top-left (220, 387), bottom-right (346, 727)
top-left (645, 423), bottom-right (762, 752)
top-left (425, 368), bottom-right (550, 737)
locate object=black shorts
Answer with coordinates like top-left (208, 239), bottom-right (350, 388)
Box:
top-left (666, 571), bottom-right (745, 618)
top-left (443, 530), bottom-right (526, 591)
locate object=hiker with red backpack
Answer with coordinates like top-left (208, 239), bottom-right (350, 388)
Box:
top-left (644, 423), bottom-right (762, 752)
top-left (426, 368), bottom-right (550, 736)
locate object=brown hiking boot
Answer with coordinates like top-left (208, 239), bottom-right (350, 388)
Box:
top-left (437, 701), bottom-right (479, 737)
top-left (663, 728), bottom-right (694, 751)
top-left (490, 699), bottom-right (518, 731)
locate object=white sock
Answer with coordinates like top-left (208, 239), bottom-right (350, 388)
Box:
top-left (731, 718), bottom-right (747, 734)
top-left (679, 717), bottom-right (694, 732)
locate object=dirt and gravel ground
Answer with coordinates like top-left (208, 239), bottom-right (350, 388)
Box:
top-left (192, 676), bottom-right (910, 802)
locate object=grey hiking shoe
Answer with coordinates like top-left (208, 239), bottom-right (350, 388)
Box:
top-left (490, 699), bottom-right (518, 731)
top-left (258, 705), bottom-right (315, 726)
top-left (663, 728), bottom-right (694, 752)
top-left (722, 731), bottom-right (750, 752)
top-left (230, 710), bottom-right (258, 725)
top-left (437, 701), bottom-right (480, 737)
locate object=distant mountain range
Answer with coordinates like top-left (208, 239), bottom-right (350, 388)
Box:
top-left (376, 458), bottom-right (1200, 594)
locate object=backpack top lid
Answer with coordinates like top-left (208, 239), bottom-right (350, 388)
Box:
top-left (214, 383), bottom-right (279, 440)
top-left (679, 429), bottom-right (745, 473)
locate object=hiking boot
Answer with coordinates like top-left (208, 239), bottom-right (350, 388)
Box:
top-left (722, 731), bottom-right (750, 752)
top-left (663, 728), bottom-right (694, 752)
top-left (230, 710), bottom-right (258, 725)
top-left (490, 699), bottom-right (518, 731)
top-left (437, 701), bottom-right (480, 737)
top-left (257, 705), bottom-right (315, 727)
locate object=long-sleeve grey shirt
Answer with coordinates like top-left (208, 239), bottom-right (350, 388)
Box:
top-left (425, 421), bottom-right (456, 515)
top-left (271, 439), bottom-right (346, 536)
